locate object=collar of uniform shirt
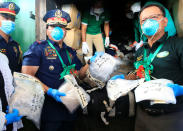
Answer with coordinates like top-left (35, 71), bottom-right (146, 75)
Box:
top-left (144, 32), bottom-right (168, 50)
top-left (0, 35), bottom-right (14, 43)
top-left (47, 38), bottom-right (68, 49)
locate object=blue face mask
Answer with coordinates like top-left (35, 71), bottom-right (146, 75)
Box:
top-left (0, 20), bottom-right (15, 35)
top-left (142, 19), bottom-right (159, 36)
top-left (51, 27), bottom-right (64, 41)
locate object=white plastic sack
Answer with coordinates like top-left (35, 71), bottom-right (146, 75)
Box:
top-left (89, 53), bottom-right (122, 82)
top-left (0, 111), bottom-right (5, 131)
top-left (107, 78), bottom-right (144, 101)
top-left (9, 72), bottom-right (45, 129)
top-left (134, 79), bottom-right (176, 104)
top-left (58, 75), bottom-right (90, 113)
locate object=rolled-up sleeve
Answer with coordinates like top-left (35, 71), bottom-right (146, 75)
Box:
top-left (81, 12), bottom-right (89, 25)
top-left (104, 11), bottom-right (110, 23)
top-left (22, 42), bottom-right (42, 66)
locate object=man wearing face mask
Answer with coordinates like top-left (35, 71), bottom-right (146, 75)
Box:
top-left (111, 4), bottom-right (183, 131)
top-left (0, 2), bottom-right (23, 131)
top-left (22, 9), bottom-right (89, 131)
top-left (81, 0), bottom-right (110, 61)
top-left (0, 2), bottom-right (22, 73)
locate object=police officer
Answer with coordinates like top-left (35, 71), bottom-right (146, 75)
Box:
top-left (0, 2), bottom-right (22, 73)
top-left (0, 2), bottom-right (23, 131)
top-left (111, 4), bottom-right (183, 131)
top-left (22, 9), bottom-right (88, 131)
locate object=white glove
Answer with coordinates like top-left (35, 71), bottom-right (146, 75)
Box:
top-left (135, 40), bottom-right (143, 51)
top-left (82, 42), bottom-right (89, 55)
top-left (105, 37), bottom-right (110, 47)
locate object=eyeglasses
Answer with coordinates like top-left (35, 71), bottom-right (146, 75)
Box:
top-left (140, 14), bottom-right (163, 24)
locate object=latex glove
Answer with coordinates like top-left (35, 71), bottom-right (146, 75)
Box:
top-left (167, 83), bottom-right (183, 97)
top-left (82, 42), bottom-right (89, 55)
top-left (130, 41), bottom-right (143, 51)
top-left (6, 106), bottom-right (9, 113)
top-left (105, 37), bottom-right (110, 47)
top-left (110, 74), bottom-right (125, 80)
top-left (47, 88), bottom-right (66, 102)
top-left (135, 41), bottom-right (143, 51)
top-left (90, 51), bottom-right (104, 63)
top-left (5, 109), bottom-right (22, 125)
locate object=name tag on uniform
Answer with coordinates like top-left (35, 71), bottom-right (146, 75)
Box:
top-left (157, 51), bottom-right (169, 58)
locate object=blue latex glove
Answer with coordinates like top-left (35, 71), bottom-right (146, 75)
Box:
top-left (5, 109), bottom-right (22, 125)
top-left (90, 51), bottom-right (105, 63)
top-left (110, 74), bottom-right (125, 80)
top-left (167, 83), bottom-right (183, 97)
top-left (47, 88), bottom-right (66, 102)
top-left (6, 106), bottom-right (9, 113)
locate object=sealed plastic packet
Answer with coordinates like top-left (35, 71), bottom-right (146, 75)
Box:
top-left (58, 75), bottom-right (90, 113)
top-left (134, 79), bottom-right (176, 104)
top-left (87, 53), bottom-right (122, 88)
top-left (106, 78), bottom-right (145, 101)
top-left (9, 72), bottom-right (45, 129)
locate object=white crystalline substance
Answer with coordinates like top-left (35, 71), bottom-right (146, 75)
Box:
top-left (107, 79), bottom-right (144, 101)
top-left (89, 53), bottom-right (122, 82)
top-left (59, 75), bottom-right (90, 113)
top-left (9, 72), bottom-right (45, 129)
top-left (135, 79), bottom-right (176, 104)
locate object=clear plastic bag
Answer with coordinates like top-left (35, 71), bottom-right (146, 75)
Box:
top-left (134, 79), bottom-right (176, 104)
top-left (58, 75), bottom-right (90, 113)
top-left (106, 78), bottom-right (144, 101)
top-left (89, 53), bottom-right (122, 83)
top-left (9, 72), bottom-right (45, 129)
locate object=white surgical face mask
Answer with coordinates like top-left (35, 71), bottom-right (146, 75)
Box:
top-left (93, 8), bottom-right (104, 15)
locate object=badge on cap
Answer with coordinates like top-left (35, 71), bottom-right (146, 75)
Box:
top-left (55, 10), bottom-right (62, 18)
top-left (49, 65), bottom-right (54, 71)
top-left (9, 3), bottom-right (15, 11)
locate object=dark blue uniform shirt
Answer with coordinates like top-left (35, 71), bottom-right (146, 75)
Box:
top-left (0, 35), bottom-right (22, 72)
top-left (22, 39), bottom-right (82, 122)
